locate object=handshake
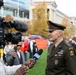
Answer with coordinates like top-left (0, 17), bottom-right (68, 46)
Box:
top-left (15, 58), bottom-right (35, 75)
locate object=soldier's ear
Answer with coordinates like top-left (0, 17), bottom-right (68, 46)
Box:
top-left (58, 30), bottom-right (63, 37)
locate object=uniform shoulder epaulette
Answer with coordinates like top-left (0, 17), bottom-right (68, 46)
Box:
top-left (69, 46), bottom-right (74, 50)
top-left (69, 46), bottom-right (74, 56)
top-left (64, 42), bottom-right (70, 47)
top-left (64, 41), bottom-right (75, 56)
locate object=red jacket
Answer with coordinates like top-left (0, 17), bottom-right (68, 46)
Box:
top-left (22, 41), bottom-right (29, 52)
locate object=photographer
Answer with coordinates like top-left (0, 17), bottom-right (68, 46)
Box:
top-left (5, 42), bottom-right (25, 66)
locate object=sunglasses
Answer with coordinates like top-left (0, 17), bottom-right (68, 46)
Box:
top-left (17, 45), bottom-right (22, 47)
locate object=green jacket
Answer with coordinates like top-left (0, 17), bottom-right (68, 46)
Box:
top-left (46, 40), bottom-right (76, 75)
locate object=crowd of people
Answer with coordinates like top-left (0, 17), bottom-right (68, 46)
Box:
top-left (0, 34), bottom-right (38, 75)
top-left (3, 36), bottom-right (38, 66)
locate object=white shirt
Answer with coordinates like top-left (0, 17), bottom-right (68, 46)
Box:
top-left (29, 40), bottom-right (34, 52)
top-left (4, 45), bottom-right (15, 55)
top-left (55, 38), bottom-right (63, 47)
top-left (17, 51), bottom-right (21, 59)
top-left (0, 60), bottom-right (21, 75)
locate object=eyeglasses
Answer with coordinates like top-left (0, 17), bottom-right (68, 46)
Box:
top-left (49, 30), bottom-right (55, 33)
top-left (49, 31), bottom-right (54, 33)
top-left (17, 45), bottom-right (22, 47)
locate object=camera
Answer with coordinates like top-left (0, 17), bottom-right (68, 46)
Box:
top-left (0, 17), bottom-right (28, 46)
top-left (0, 17), bottom-right (28, 47)
top-left (0, 0), bottom-right (3, 8)
top-left (0, 0), bottom-right (28, 47)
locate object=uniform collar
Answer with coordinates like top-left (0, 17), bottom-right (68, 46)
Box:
top-left (55, 38), bottom-right (63, 47)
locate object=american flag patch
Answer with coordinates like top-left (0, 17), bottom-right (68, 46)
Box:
top-left (57, 50), bottom-right (64, 54)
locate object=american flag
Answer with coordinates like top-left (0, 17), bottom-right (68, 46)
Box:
top-left (57, 50), bottom-right (64, 54)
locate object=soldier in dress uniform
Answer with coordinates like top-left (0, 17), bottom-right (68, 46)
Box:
top-left (45, 20), bottom-right (76, 75)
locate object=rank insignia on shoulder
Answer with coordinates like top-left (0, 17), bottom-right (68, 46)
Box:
top-left (69, 47), bottom-right (74, 56)
top-left (69, 47), bottom-right (73, 50)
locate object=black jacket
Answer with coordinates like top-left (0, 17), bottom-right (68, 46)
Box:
top-left (46, 40), bottom-right (76, 75)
